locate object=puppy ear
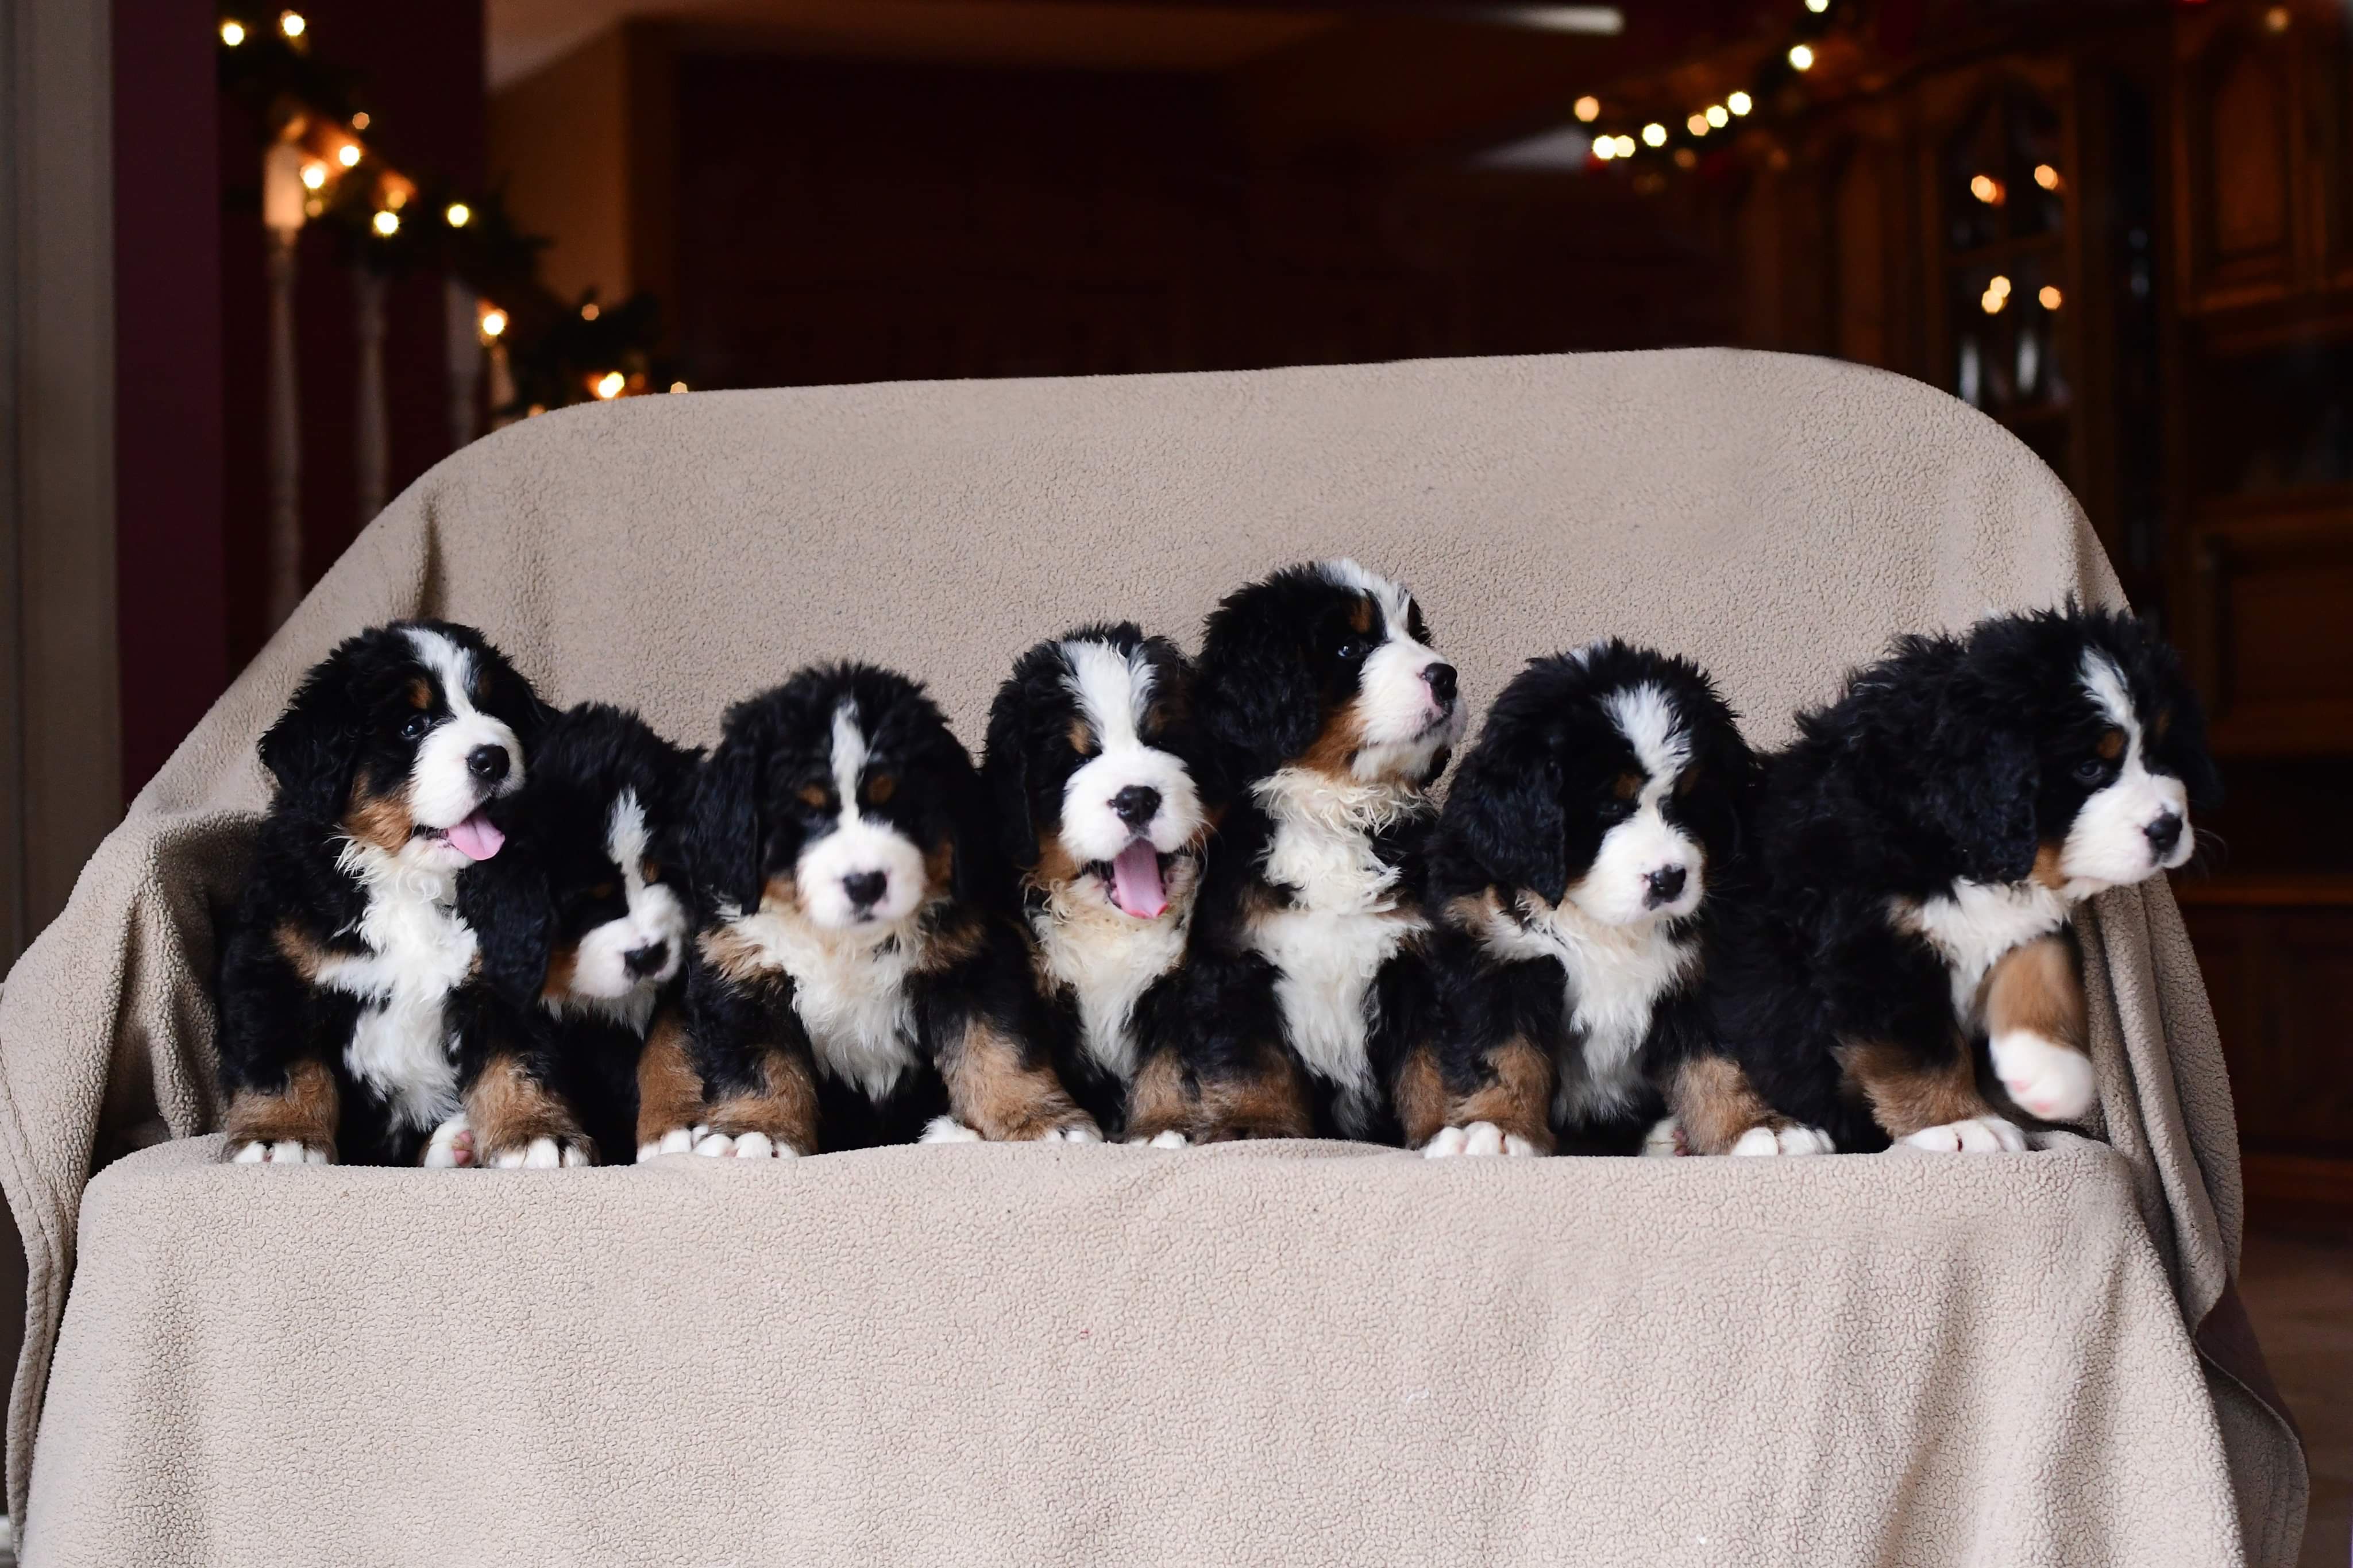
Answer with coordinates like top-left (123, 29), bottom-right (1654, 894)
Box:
top-left (257, 661), bottom-right (360, 822)
top-left (686, 709), bottom-right (772, 917)
top-left (1924, 716), bottom-right (2040, 884)
top-left (1198, 614), bottom-right (1320, 783)
top-left (981, 678), bottom-right (1039, 876)
top-left (459, 855), bottom-right (555, 1009)
top-left (1445, 727), bottom-right (1567, 906)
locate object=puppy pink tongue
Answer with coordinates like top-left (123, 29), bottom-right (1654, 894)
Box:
top-left (445, 812), bottom-right (504, 862)
top-left (1109, 840), bottom-right (1167, 920)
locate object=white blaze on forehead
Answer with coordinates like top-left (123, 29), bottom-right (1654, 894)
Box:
top-left (568, 785), bottom-right (686, 1012)
top-left (403, 627), bottom-right (481, 719)
top-left (830, 698), bottom-right (868, 808)
top-left (1317, 558), bottom-right (1413, 639)
top-left (1568, 683), bottom-right (1702, 926)
top-left (799, 694), bottom-right (927, 929)
top-left (1063, 638), bottom-right (1152, 748)
top-left (1602, 683), bottom-right (1691, 783)
top-left (2082, 651), bottom-right (2136, 737)
top-left (607, 787), bottom-right (650, 872)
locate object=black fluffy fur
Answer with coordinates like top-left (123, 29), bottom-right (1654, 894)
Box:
top-left (1706, 604), bottom-right (2221, 1150)
top-left (1424, 642), bottom-right (1757, 1152)
top-left (217, 620), bottom-right (547, 1165)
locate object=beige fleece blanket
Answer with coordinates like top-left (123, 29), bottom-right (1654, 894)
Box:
top-left (0, 350), bottom-right (2305, 1563)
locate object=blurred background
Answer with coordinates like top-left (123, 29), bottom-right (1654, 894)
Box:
top-left (1, 0), bottom-right (2348, 1556)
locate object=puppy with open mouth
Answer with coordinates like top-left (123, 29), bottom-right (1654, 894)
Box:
top-left (218, 620), bottom-right (546, 1166)
top-left (662, 662), bottom-right (1099, 1156)
top-left (1170, 560), bottom-right (1465, 1143)
top-left (983, 624), bottom-right (1211, 1142)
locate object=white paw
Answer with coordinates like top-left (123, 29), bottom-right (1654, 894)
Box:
top-left (1640, 1116), bottom-right (1686, 1158)
top-left (1989, 1030), bottom-right (2097, 1121)
top-left (1899, 1115), bottom-right (2028, 1154)
top-left (421, 1115), bottom-right (473, 1169)
top-left (919, 1117), bottom-right (983, 1145)
top-left (1040, 1124), bottom-right (1100, 1144)
top-left (1729, 1124), bottom-right (1836, 1157)
top-left (1422, 1125), bottom-right (1469, 1158)
top-left (693, 1130), bottom-right (796, 1159)
top-left (232, 1138), bottom-right (330, 1165)
top-left (1147, 1129), bottom-right (1190, 1149)
top-left (635, 1124), bottom-right (700, 1163)
top-left (488, 1136), bottom-right (587, 1169)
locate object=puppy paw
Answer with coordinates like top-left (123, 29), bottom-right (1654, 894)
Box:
top-left (1422, 1125), bottom-right (1469, 1158)
top-left (230, 1139), bottom-right (331, 1165)
top-left (487, 1136), bottom-right (592, 1170)
top-left (919, 1117), bottom-right (983, 1145)
top-left (1729, 1124), bottom-right (1836, 1157)
top-left (1136, 1129), bottom-right (1190, 1149)
top-left (1897, 1116), bottom-right (2027, 1154)
top-left (693, 1130), bottom-right (797, 1159)
top-left (421, 1115), bottom-right (474, 1170)
top-left (1989, 1030), bottom-right (2097, 1121)
top-left (1639, 1116), bottom-right (1688, 1158)
top-left (1039, 1122), bottom-right (1101, 1144)
top-left (636, 1125), bottom-right (700, 1162)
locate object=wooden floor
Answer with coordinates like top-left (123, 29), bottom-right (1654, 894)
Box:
top-left (2242, 1227), bottom-right (2353, 1568)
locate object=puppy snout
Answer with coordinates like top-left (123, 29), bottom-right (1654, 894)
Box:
top-left (2144, 810), bottom-right (2183, 859)
top-left (1644, 865), bottom-right (1688, 907)
top-left (1111, 786), bottom-right (1162, 830)
top-left (1422, 662), bottom-right (1458, 711)
top-left (466, 744), bottom-right (511, 785)
top-left (842, 870), bottom-right (889, 912)
top-left (623, 941), bottom-right (669, 980)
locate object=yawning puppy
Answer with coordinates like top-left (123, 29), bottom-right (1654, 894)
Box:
top-left (450, 704), bottom-right (700, 1167)
top-left (218, 621), bottom-right (545, 1165)
top-left (666, 663), bottom-right (1098, 1156)
top-left (1695, 604), bottom-right (2219, 1155)
top-left (1407, 642), bottom-right (1756, 1157)
top-left (982, 625), bottom-right (1210, 1140)
top-left (1171, 560), bottom-right (1465, 1142)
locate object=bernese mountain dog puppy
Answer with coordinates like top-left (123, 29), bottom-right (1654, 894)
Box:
top-left (218, 620), bottom-right (546, 1165)
top-left (981, 625), bottom-right (1210, 1142)
top-left (663, 663), bottom-right (1100, 1157)
top-left (449, 703), bottom-right (700, 1167)
top-left (1407, 642), bottom-right (1756, 1157)
top-left (1692, 604), bottom-right (2220, 1156)
top-left (1169, 560), bottom-right (1466, 1142)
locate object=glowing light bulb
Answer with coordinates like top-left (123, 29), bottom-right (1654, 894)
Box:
top-left (1988, 274), bottom-right (2012, 298)
top-left (350, 112), bottom-right (369, 130)
top-left (1980, 290), bottom-right (2004, 315)
top-left (669, 381), bottom-right (688, 394)
top-left (336, 143), bottom-right (361, 168)
top-left (384, 188), bottom-right (406, 210)
top-left (219, 19), bottom-right (246, 45)
top-left (581, 302), bottom-right (600, 321)
top-left (299, 161), bottom-right (326, 190)
top-left (1673, 148), bottom-right (1698, 169)
top-left (445, 202), bottom-right (471, 227)
top-left (277, 9), bottom-right (303, 37)
top-left (479, 308), bottom-right (507, 339)
top-left (1641, 122), bottom-right (1667, 148)
top-left (1969, 172), bottom-right (2005, 205)
top-left (1728, 91), bottom-right (1752, 115)
top-left (1706, 104), bottom-right (1729, 128)
top-left (1688, 114), bottom-right (1708, 136)
top-left (1614, 136), bottom-right (1637, 157)
top-left (1592, 137), bottom-right (1618, 161)
top-left (2263, 5), bottom-right (2289, 32)
top-left (1805, 0), bottom-right (1829, 11)
top-left (1573, 95), bottom-right (1600, 123)
top-left (1788, 43), bottom-right (1815, 70)
top-left (2033, 163), bottom-right (2061, 191)
top-left (371, 210), bottom-right (399, 237)
top-left (593, 371), bottom-right (626, 400)
top-left (2038, 285), bottom-right (2062, 310)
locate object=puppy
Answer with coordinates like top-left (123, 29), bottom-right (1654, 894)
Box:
top-left (1172, 560), bottom-right (1465, 1142)
top-left (218, 620), bottom-right (545, 1165)
top-left (982, 625), bottom-right (1209, 1141)
top-left (1692, 605), bottom-right (2220, 1155)
top-left (665, 663), bottom-right (1099, 1156)
top-left (451, 703), bottom-right (700, 1167)
top-left (1407, 642), bottom-right (1756, 1157)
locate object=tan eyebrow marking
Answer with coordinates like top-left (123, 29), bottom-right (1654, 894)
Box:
top-left (797, 785), bottom-right (830, 809)
top-left (1614, 772), bottom-right (1642, 801)
top-left (866, 774), bottom-right (896, 805)
top-left (407, 678), bottom-right (432, 709)
top-left (2097, 728), bottom-right (2125, 761)
top-left (1067, 716), bottom-right (1094, 756)
top-left (2150, 709), bottom-right (2173, 743)
top-left (1349, 597), bottom-right (1375, 634)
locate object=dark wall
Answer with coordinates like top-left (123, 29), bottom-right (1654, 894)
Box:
top-left (669, 52), bottom-right (1732, 393)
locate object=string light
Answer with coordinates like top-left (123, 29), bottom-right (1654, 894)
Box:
top-left (371, 210), bottom-right (399, 236)
top-left (445, 202), bottom-right (471, 227)
top-left (303, 196), bottom-right (322, 217)
top-left (299, 161), bottom-right (326, 190)
top-left (336, 143), bottom-right (361, 168)
top-left (593, 371), bottom-right (626, 400)
top-left (1673, 148), bottom-right (1698, 169)
top-left (350, 111), bottom-right (369, 130)
top-left (1980, 289), bottom-right (2006, 315)
top-left (1688, 113), bottom-right (1709, 136)
top-left (580, 302), bottom-right (600, 321)
top-left (1641, 122), bottom-right (1667, 147)
top-left (219, 19), bottom-right (245, 45)
top-left (1728, 91), bottom-right (1752, 115)
top-left (277, 9), bottom-right (303, 37)
top-left (479, 308), bottom-right (507, 339)
top-left (1706, 104), bottom-right (1729, 128)
top-left (1788, 43), bottom-right (1815, 70)
top-left (2033, 164), bottom-right (2061, 191)
top-left (1805, 0), bottom-right (1829, 10)
top-left (1969, 173), bottom-right (2005, 206)
top-left (669, 381), bottom-right (688, 394)
top-left (2263, 5), bottom-right (2289, 31)
top-left (384, 187), bottom-right (406, 210)
top-left (1592, 137), bottom-right (1617, 161)
top-left (1614, 134), bottom-right (1636, 157)
top-left (2039, 285), bottom-right (2063, 310)
top-left (1573, 95), bottom-right (1600, 123)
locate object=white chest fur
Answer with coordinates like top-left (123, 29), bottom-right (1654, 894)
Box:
top-left (1248, 773), bottom-right (1426, 1133)
top-left (1032, 885), bottom-right (1191, 1084)
top-left (1478, 897), bottom-right (1697, 1123)
top-left (722, 905), bottom-right (924, 1099)
top-left (317, 852), bottom-right (473, 1134)
top-left (1895, 879), bottom-right (2072, 1020)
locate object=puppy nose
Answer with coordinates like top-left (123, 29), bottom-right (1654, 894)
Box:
top-left (843, 871), bottom-right (888, 910)
top-left (1644, 866), bottom-right (1687, 906)
top-left (1112, 786), bottom-right (1162, 829)
top-left (466, 744), bottom-right (510, 783)
top-left (1423, 662), bottom-right (1458, 709)
top-left (2144, 811), bottom-right (2183, 858)
top-left (623, 941), bottom-right (669, 979)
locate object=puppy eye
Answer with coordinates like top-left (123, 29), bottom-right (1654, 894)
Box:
top-left (399, 714), bottom-right (432, 741)
top-left (865, 774), bottom-right (896, 806)
top-left (797, 785), bottom-right (831, 811)
top-left (2073, 758), bottom-right (2109, 784)
top-left (1334, 639), bottom-right (1368, 665)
